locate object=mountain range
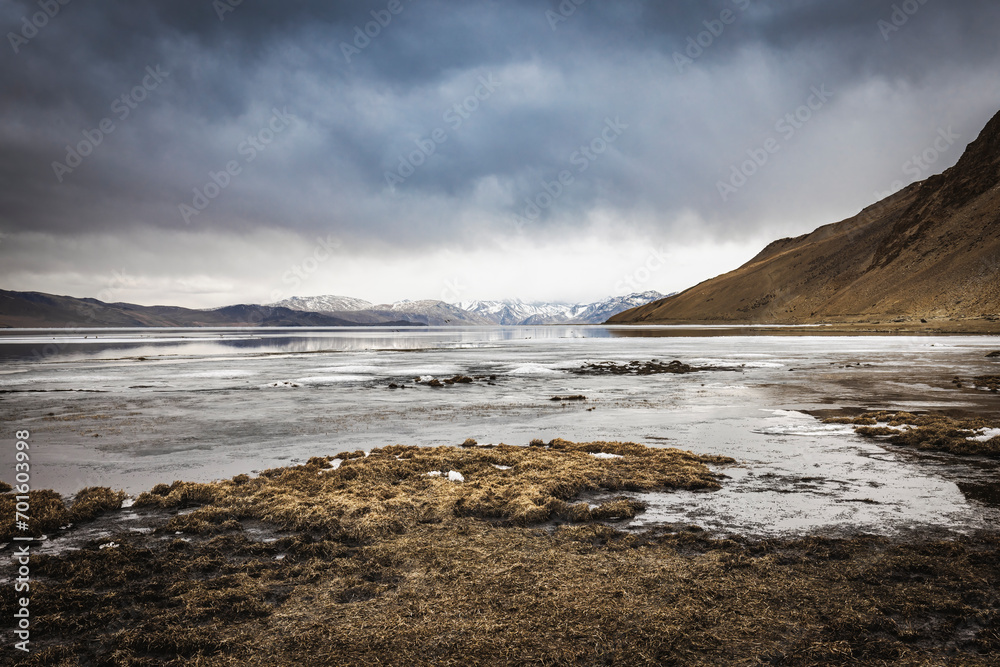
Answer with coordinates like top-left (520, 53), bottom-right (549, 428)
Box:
top-left (612, 109), bottom-right (1000, 330)
top-left (0, 291), bottom-right (398, 329)
top-left (458, 292), bottom-right (667, 325)
top-left (0, 290), bottom-right (667, 329)
top-left (269, 292), bottom-right (667, 326)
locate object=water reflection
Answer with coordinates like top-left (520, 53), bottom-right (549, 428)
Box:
top-left (0, 327), bottom-right (617, 362)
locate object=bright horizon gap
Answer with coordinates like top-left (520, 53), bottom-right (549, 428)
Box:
top-left (0, 232), bottom-right (768, 310)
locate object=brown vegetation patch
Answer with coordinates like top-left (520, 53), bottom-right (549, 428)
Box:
top-left (417, 374), bottom-right (479, 388)
top-left (973, 376), bottom-right (1000, 392)
top-left (825, 411), bottom-right (1000, 457)
top-left (132, 440), bottom-right (732, 541)
top-left (0, 486), bottom-right (125, 540)
top-left (573, 359), bottom-right (739, 376)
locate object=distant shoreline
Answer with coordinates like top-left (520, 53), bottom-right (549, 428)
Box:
top-left (2, 321), bottom-right (999, 336)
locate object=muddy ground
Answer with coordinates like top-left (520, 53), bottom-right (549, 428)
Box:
top-left (2, 440), bottom-right (998, 666)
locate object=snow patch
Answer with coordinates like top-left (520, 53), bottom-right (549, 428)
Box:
top-left (427, 470), bottom-right (465, 482)
top-left (509, 363), bottom-right (561, 375)
top-left (319, 459), bottom-right (343, 474)
top-left (590, 452), bottom-right (623, 460)
top-left (969, 428), bottom-right (1000, 443)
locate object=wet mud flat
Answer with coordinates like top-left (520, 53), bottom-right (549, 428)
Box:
top-left (3, 440), bottom-right (999, 666)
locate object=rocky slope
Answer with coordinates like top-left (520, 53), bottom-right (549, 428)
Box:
top-left (610, 110), bottom-right (1000, 327)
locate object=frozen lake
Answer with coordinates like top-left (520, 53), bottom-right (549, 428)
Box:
top-left (1, 326), bottom-right (998, 538)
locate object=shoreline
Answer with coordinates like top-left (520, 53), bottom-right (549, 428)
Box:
top-left (610, 320), bottom-right (1000, 336)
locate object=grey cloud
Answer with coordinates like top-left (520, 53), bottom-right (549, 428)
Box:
top-left (1, 0), bottom-right (998, 252)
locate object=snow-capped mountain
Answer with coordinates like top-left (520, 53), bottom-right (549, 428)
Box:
top-left (456, 300), bottom-right (585, 326)
top-left (267, 292), bottom-right (667, 326)
top-left (269, 296), bottom-right (492, 326)
top-left (270, 295), bottom-right (374, 312)
top-left (574, 291), bottom-right (670, 324)
top-left (460, 292), bottom-right (668, 325)
top-left (368, 300), bottom-right (494, 326)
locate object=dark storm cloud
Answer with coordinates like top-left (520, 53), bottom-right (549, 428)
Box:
top-left (1, 0), bottom-right (999, 247)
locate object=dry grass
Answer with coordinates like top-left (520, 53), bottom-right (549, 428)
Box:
top-left (824, 411), bottom-right (1000, 456)
top-left (134, 439), bottom-right (731, 541)
top-left (7, 440), bottom-right (999, 666)
top-left (973, 376), bottom-right (1000, 392)
top-left (0, 486), bottom-right (125, 540)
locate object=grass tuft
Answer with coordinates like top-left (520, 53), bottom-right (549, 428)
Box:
top-left (826, 411), bottom-right (1000, 456)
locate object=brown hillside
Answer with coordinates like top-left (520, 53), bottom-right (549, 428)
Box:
top-left (611, 110), bottom-right (1000, 328)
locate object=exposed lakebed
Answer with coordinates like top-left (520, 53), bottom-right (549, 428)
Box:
top-left (1, 326), bottom-right (998, 541)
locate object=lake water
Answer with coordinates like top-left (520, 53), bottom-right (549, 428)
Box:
top-left (1, 326), bottom-right (998, 538)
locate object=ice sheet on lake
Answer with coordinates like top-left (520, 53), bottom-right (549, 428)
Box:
top-left (4, 327), bottom-right (998, 539)
top-left (753, 410), bottom-right (856, 437)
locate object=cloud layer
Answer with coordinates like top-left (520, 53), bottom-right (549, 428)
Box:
top-left (2, 0), bottom-right (998, 306)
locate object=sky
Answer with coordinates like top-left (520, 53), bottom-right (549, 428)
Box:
top-left (1, 0), bottom-right (998, 308)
